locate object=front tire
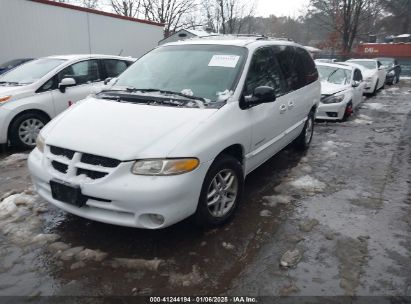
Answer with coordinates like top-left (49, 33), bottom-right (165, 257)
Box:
top-left (195, 154), bottom-right (244, 228)
top-left (9, 112), bottom-right (48, 149)
top-left (294, 111), bottom-right (314, 150)
top-left (372, 80), bottom-right (378, 95)
top-left (342, 102), bottom-right (353, 121)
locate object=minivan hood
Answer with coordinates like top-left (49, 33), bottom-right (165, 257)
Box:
top-left (321, 81), bottom-right (349, 95)
top-left (44, 97), bottom-right (218, 160)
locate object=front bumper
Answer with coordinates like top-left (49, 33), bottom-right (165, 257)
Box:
top-left (315, 102), bottom-right (347, 120)
top-left (0, 107), bottom-right (12, 144)
top-left (385, 73), bottom-right (395, 84)
top-left (28, 148), bottom-right (211, 229)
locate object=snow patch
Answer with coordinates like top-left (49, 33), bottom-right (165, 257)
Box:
top-left (110, 258), bottom-right (163, 271)
top-left (169, 265), bottom-right (203, 287)
top-left (260, 209), bottom-right (272, 217)
top-left (181, 89), bottom-right (193, 96)
top-left (289, 175), bottom-right (326, 192)
top-left (365, 103), bottom-right (384, 110)
top-left (1, 153), bottom-right (28, 166)
top-left (263, 194), bottom-right (292, 207)
top-left (222, 242), bottom-right (235, 250)
top-left (216, 90), bottom-right (233, 102)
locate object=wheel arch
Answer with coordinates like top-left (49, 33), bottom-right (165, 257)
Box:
top-left (7, 109), bottom-right (51, 139)
top-left (216, 144), bottom-right (245, 167)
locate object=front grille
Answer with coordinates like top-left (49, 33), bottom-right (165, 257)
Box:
top-left (50, 146), bottom-right (75, 159)
top-left (48, 145), bottom-right (120, 180)
top-left (81, 153), bottom-right (120, 168)
top-left (51, 161), bottom-right (68, 173)
top-left (77, 168), bottom-right (108, 180)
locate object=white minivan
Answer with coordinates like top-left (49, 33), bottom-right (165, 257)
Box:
top-left (28, 37), bottom-right (320, 229)
top-left (0, 55), bottom-right (135, 148)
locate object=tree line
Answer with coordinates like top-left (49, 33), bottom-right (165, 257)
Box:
top-left (51, 0), bottom-right (411, 54)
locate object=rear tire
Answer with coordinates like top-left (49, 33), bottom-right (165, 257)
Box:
top-left (195, 154), bottom-right (244, 228)
top-left (9, 112), bottom-right (49, 150)
top-left (294, 111), bottom-right (314, 151)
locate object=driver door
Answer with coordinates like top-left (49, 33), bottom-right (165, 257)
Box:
top-left (51, 60), bottom-right (102, 115)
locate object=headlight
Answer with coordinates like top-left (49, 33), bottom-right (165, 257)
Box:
top-left (388, 70), bottom-right (395, 76)
top-left (36, 134), bottom-right (45, 153)
top-left (321, 94), bottom-right (345, 104)
top-left (0, 95), bottom-right (12, 103)
top-left (131, 158), bottom-right (199, 175)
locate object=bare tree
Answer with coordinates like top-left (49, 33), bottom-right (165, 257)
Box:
top-left (81, 0), bottom-right (99, 9)
top-left (110, 0), bottom-right (142, 17)
top-left (201, 0), bottom-right (256, 34)
top-left (309, 0), bottom-right (380, 55)
top-left (142, 0), bottom-right (197, 37)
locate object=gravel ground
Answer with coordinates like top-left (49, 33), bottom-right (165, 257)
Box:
top-left (0, 81), bottom-right (410, 298)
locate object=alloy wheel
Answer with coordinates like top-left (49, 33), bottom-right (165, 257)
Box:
top-left (18, 118), bottom-right (44, 146)
top-left (206, 169), bottom-right (238, 218)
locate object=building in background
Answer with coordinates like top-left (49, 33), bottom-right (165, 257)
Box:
top-left (0, 0), bottom-right (164, 63)
top-left (158, 29), bottom-right (217, 45)
top-left (356, 37), bottom-right (411, 77)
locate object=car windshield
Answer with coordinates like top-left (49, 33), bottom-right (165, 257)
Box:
top-left (317, 65), bottom-right (351, 85)
top-left (377, 59), bottom-right (394, 67)
top-left (113, 45), bottom-right (247, 102)
top-left (348, 60), bottom-right (376, 70)
top-left (0, 59), bottom-right (27, 69)
top-left (0, 58), bottom-right (65, 85)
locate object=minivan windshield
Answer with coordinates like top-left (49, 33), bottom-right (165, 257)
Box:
top-left (317, 65), bottom-right (352, 85)
top-left (113, 45), bottom-right (247, 102)
top-left (0, 58), bottom-right (66, 85)
top-left (347, 60), bottom-right (376, 70)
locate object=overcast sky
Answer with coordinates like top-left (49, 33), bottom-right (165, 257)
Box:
top-left (256, 0), bottom-right (311, 17)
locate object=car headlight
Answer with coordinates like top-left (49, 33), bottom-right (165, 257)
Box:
top-left (36, 134), bottom-right (45, 153)
top-left (131, 158), bottom-right (199, 175)
top-left (388, 70), bottom-right (395, 76)
top-left (321, 94), bottom-right (345, 104)
top-left (0, 95), bottom-right (12, 104)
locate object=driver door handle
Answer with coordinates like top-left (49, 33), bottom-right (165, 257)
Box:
top-left (279, 104), bottom-right (287, 113)
top-left (288, 101), bottom-right (295, 109)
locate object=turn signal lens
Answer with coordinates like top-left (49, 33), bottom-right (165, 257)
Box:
top-left (131, 158), bottom-right (199, 175)
top-left (0, 95), bottom-right (12, 103)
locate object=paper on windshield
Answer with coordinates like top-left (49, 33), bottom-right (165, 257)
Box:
top-left (208, 55), bottom-right (240, 68)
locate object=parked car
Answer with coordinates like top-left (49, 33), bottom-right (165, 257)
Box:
top-left (345, 59), bottom-right (387, 95)
top-left (374, 57), bottom-right (401, 85)
top-left (315, 62), bottom-right (365, 121)
top-left (0, 54), bottom-right (135, 148)
top-left (315, 58), bottom-right (337, 63)
top-left (0, 58), bottom-right (34, 75)
top-left (28, 37), bottom-right (320, 229)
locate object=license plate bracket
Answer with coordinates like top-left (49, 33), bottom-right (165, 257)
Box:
top-left (50, 179), bottom-right (87, 207)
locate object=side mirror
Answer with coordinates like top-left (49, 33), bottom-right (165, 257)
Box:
top-left (242, 86), bottom-right (276, 109)
top-left (58, 78), bottom-right (76, 93)
top-left (352, 80), bottom-right (361, 87)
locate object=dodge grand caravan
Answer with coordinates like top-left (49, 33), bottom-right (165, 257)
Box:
top-left (28, 36), bottom-right (320, 229)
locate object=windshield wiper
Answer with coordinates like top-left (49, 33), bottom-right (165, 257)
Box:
top-left (0, 81), bottom-right (20, 85)
top-left (124, 87), bottom-right (208, 103)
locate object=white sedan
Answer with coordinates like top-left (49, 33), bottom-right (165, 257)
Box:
top-left (345, 59), bottom-right (387, 95)
top-left (315, 62), bottom-right (365, 121)
top-left (0, 54), bottom-right (135, 148)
